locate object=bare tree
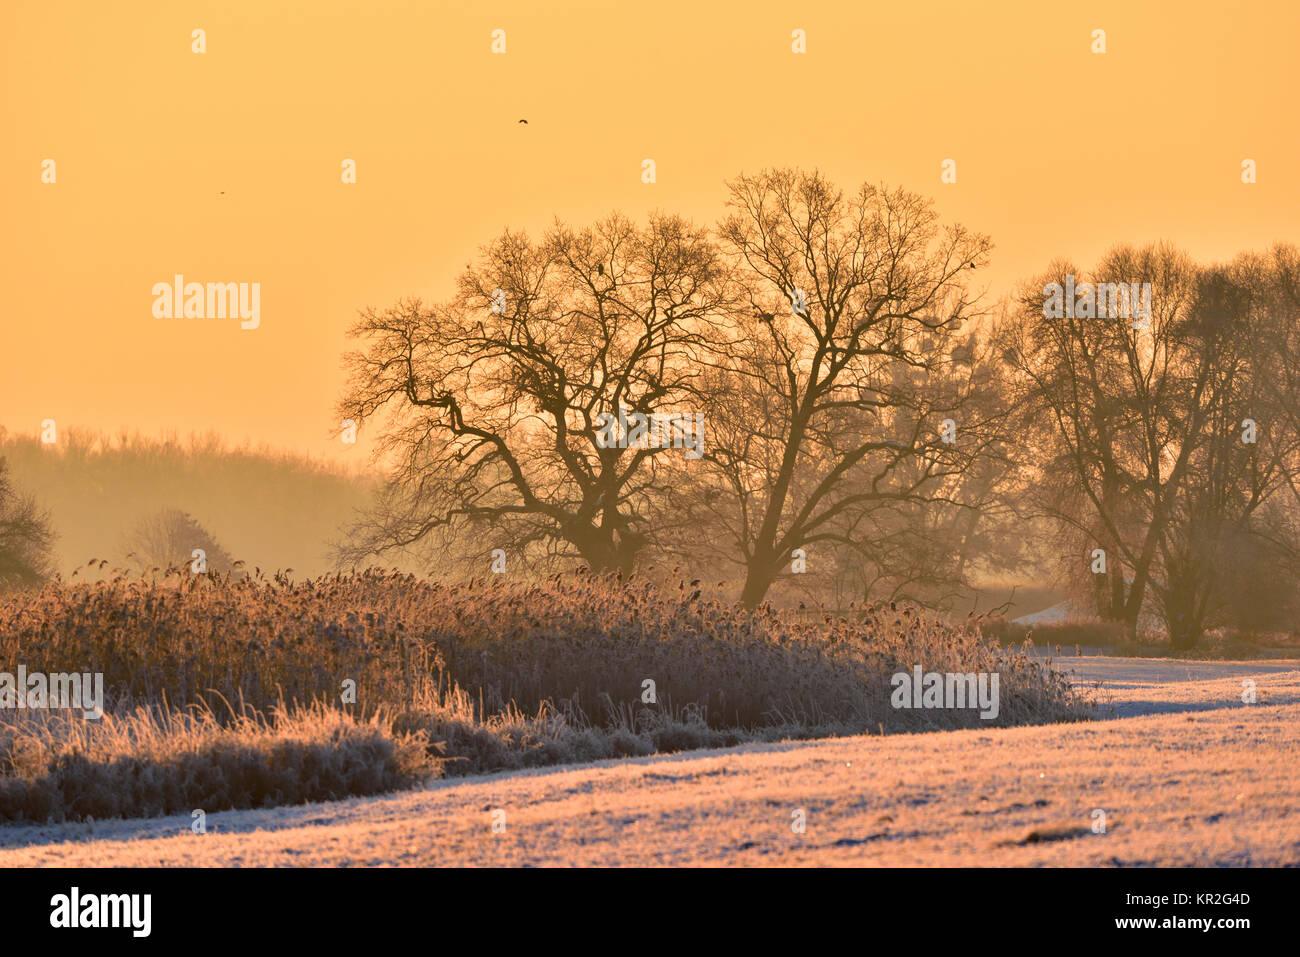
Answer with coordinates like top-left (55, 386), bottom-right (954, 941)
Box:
top-left (999, 244), bottom-right (1201, 638)
top-left (124, 508), bottom-right (237, 575)
top-left (999, 242), bottom-right (1300, 647)
top-left (338, 213), bottom-right (735, 576)
top-left (1251, 244), bottom-right (1300, 515)
top-left (0, 458), bottom-right (55, 590)
top-left (700, 168), bottom-right (999, 608)
top-left (1153, 251), bottom-right (1300, 646)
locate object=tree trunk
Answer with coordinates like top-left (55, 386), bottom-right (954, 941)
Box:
top-left (1108, 567), bottom-right (1127, 621)
top-left (1168, 611), bottom-right (1202, 651)
top-left (567, 525), bottom-right (641, 578)
top-left (739, 554), bottom-right (780, 609)
top-left (1162, 575), bottom-right (1205, 651)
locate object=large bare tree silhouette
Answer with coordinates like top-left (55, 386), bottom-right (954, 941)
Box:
top-left (338, 213), bottom-right (735, 575)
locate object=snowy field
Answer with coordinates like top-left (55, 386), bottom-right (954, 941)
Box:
top-left (2, 657), bottom-right (1297, 867)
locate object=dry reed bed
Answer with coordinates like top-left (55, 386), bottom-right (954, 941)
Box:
top-left (0, 703), bottom-right (435, 823)
top-left (0, 571), bottom-right (1095, 822)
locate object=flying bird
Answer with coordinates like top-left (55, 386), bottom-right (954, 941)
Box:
top-left (518, 119), bottom-right (528, 124)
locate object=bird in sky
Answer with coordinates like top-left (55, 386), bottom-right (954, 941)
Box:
top-left (518, 119), bottom-right (528, 124)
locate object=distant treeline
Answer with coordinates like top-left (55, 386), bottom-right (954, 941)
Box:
top-left (0, 428), bottom-right (378, 578)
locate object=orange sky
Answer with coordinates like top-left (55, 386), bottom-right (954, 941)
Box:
top-left (3, 0), bottom-right (1297, 463)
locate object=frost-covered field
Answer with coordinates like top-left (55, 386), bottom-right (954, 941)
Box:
top-left (2, 658), bottom-right (1296, 867)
